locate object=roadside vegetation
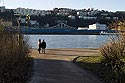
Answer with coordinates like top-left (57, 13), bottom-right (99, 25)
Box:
top-left (0, 22), bottom-right (32, 82)
top-left (74, 20), bottom-right (125, 83)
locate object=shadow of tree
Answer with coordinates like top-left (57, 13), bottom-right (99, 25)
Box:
top-left (29, 58), bottom-right (104, 83)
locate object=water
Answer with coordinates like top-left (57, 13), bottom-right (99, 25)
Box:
top-left (26, 35), bottom-right (110, 48)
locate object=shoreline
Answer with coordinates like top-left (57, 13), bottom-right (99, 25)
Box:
top-left (30, 48), bottom-right (100, 60)
top-left (20, 29), bottom-right (115, 35)
top-left (31, 48), bottom-right (99, 49)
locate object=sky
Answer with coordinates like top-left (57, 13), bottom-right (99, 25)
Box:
top-left (1, 0), bottom-right (125, 12)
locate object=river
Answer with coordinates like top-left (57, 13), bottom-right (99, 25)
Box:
top-left (26, 35), bottom-right (110, 49)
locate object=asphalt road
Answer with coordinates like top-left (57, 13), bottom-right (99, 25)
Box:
top-left (28, 48), bottom-right (104, 83)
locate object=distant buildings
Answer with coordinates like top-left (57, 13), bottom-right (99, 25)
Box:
top-left (13, 7), bottom-right (51, 16)
top-left (0, 6), bottom-right (124, 28)
top-left (77, 23), bottom-right (108, 30)
top-left (0, 6), bottom-right (121, 19)
top-left (18, 17), bottom-right (39, 27)
top-left (77, 8), bottom-right (99, 15)
top-left (89, 23), bottom-right (107, 30)
top-left (77, 8), bottom-right (99, 20)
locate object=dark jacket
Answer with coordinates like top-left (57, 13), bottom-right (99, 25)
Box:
top-left (41, 41), bottom-right (46, 48)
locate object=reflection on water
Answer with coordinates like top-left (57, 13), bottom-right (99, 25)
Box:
top-left (26, 35), bottom-right (109, 48)
top-left (88, 35), bottom-right (97, 40)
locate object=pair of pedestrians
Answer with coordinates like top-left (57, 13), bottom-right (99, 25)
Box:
top-left (38, 39), bottom-right (46, 54)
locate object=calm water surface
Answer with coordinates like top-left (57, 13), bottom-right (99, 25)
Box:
top-left (26, 35), bottom-right (110, 48)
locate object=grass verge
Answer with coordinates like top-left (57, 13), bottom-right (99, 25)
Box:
top-left (74, 56), bottom-right (125, 83)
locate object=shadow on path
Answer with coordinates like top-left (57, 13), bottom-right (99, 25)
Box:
top-left (29, 58), bottom-right (104, 83)
top-left (28, 49), bottom-right (104, 83)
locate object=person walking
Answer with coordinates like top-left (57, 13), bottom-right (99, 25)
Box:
top-left (41, 39), bottom-right (46, 54)
top-left (37, 39), bottom-right (42, 54)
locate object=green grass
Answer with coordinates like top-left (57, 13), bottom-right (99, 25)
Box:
top-left (74, 56), bottom-right (104, 77)
top-left (74, 56), bottom-right (125, 83)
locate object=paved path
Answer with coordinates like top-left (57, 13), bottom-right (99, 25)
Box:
top-left (28, 48), bottom-right (104, 83)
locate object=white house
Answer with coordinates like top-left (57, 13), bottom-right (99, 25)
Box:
top-left (88, 23), bottom-right (107, 30)
top-left (68, 15), bottom-right (75, 19)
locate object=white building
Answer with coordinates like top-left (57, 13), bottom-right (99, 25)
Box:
top-left (77, 27), bottom-right (88, 30)
top-left (13, 7), bottom-right (51, 16)
top-left (68, 15), bottom-right (75, 19)
top-left (77, 11), bottom-right (88, 16)
top-left (83, 16), bottom-right (97, 20)
top-left (88, 23), bottom-right (107, 30)
top-left (77, 10), bottom-right (99, 17)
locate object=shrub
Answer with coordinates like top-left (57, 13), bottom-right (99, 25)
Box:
top-left (0, 26), bottom-right (31, 82)
top-left (99, 31), bottom-right (125, 82)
